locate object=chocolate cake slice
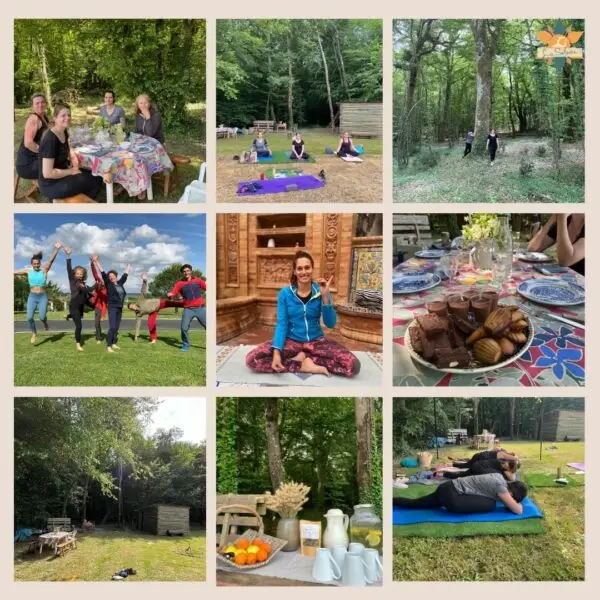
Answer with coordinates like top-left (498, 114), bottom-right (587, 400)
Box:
top-left (416, 314), bottom-right (450, 338)
top-left (434, 347), bottom-right (471, 368)
top-left (409, 324), bottom-right (436, 360)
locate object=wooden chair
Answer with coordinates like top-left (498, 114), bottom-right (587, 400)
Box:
top-left (158, 154), bottom-right (191, 199)
top-left (216, 494), bottom-right (267, 546)
top-left (14, 173), bottom-right (40, 202)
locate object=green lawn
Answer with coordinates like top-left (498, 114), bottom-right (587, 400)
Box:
top-left (14, 330), bottom-right (206, 386)
top-left (14, 97), bottom-right (206, 203)
top-left (393, 441), bottom-right (585, 581)
top-left (14, 527), bottom-right (206, 581)
top-left (393, 137), bottom-right (584, 203)
top-left (15, 309), bottom-right (182, 321)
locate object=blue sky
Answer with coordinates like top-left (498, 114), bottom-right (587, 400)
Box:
top-left (14, 214), bottom-right (206, 293)
top-left (147, 397), bottom-right (206, 443)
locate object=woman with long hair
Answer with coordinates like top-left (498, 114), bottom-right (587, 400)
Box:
top-left (486, 127), bottom-right (500, 166)
top-left (134, 94), bottom-right (164, 144)
top-left (64, 246), bottom-right (96, 352)
top-left (334, 132), bottom-right (360, 159)
top-left (38, 103), bottom-right (103, 200)
top-left (99, 90), bottom-right (126, 127)
top-left (89, 256), bottom-right (108, 343)
top-left (14, 241), bottom-right (62, 344)
top-left (246, 251), bottom-right (361, 377)
top-left (16, 93), bottom-right (50, 181)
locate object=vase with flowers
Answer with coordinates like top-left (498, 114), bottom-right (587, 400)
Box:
top-left (264, 481), bottom-right (310, 552)
top-left (462, 213), bottom-right (502, 271)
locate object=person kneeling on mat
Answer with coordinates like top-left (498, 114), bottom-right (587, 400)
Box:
top-left (393, 473), bottom-right (528, 515)
top-left (251, 131), bottom-right (272, 158)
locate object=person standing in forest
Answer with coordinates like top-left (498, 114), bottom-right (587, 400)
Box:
top-left (463, 130), bottom-right (474, 157)
top-left (486, 128), bottom-right (500, 166)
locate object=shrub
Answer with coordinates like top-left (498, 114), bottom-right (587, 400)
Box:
top-left (415, 149), bottom-right (440, 169)
top-left (519, 157), bottom-right (535, 177)
top-left (536, 145), bottom-right (548, 157)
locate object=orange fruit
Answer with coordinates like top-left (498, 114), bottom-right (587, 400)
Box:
top-left (256, 549), bottom-right (268, 563)
top-left (235, 539), bottom-right (250, 550)
top-left (261, 542), bottom-right (272, 554)
top-left (246, 554), bottom-right (257, 565)
top-left (234, 552), bottom-right (248, 565)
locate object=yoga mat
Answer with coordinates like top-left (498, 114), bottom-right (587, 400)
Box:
top-left (392, 497), bottom-right (544, 525)
top-left (216, 345), bottom-right (382, 387)
top-left (237, 175), bottom-right (324, 196)
top-left (523, 473), bottom-right (584, 488)
top-left (257, 150), bottom-right (316, 164)
top-left (567, 462), bottom-right (585, 472)
top-left (264, 167), bottom-right (303, 180)
top-left (341, 155), bottom-right (364, 163)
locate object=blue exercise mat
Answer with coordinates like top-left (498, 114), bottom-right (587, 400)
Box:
top-left (393, 497), bottom-right (543, 525)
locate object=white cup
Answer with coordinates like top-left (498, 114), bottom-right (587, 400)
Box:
top-left (331, 545), bottom-right (347, 573)
top-left (364, 548), bottom-right (383, 582)
top-left (341, 552), bottom-right (373, 587)
top-left (348, 542), bottom-right (365, 556)
top-left (312, 548), bottom-right (341, 583)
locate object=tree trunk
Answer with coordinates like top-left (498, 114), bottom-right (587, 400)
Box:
top-left (562, 62), bottom-right (575, 141)
top-left (264, 399), bottom-right (285, 489)
top-left (472, 398), bottom-right (480, 435)
top-left (333, 29), bottom-right (350, 99)
top-left (509, 398), bottom-right (516, 439)
top-left (82, 475), bottom-right (89, 522)
top-left (266, 30), bottom-right (272, 121)
top-left (441, 49), bottom-right (453, 142)
top-left (471, 20), bottom-right (502, 153)
top-left (36, 37), bottom-right (52, 110)
top-left (287, 36), bottom-right (294, 131)
top-left (118, 459), bottom-right (123, 528)
top-left (355, 398), bottom-right (373, 493)
top-left (507, 59), bottom-right (516, 137)
top-left (317, 33), bottom-right (335, 135)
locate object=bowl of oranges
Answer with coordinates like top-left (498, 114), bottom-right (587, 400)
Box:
top-left (217, 529), bottom-right (288, 570)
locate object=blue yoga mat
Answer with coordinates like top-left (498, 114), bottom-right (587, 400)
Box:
top-left (393, 497), bottom-right (544, 525)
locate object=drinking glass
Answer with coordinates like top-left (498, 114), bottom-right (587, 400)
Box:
top-left (492, 253), bottom-right (511, 288)
top-left (440, 251), bottom-right (460, 283)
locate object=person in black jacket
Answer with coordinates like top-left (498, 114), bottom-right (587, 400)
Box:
top-left (64, 246), bottom-right (96, 352)
top-left (92, 254), bottom-right (131, 352)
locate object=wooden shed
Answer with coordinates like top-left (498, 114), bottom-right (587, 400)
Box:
top-left (339, 102), bottom-right (383, 138)
top-left (541, 410), bottom-right (584, 441)
top-left (137, 504), bottom-right (190, 536)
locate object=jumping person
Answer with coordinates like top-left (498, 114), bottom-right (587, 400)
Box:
top-left (245, 251), bottom-right (361, 377)
top-left (290, 132), bottom-right (310, 160)
top-left (93, 255), bottom-right (131, 353)
top-left (251, 131), bottom-right (272, 158)
top-left (15, 93), bottom-right (50, 184)
top-left (486, 127), bottom-right (500, 166)
top-left (335, 132), bottom-right (360, 159)
top-left (393, 473), bottom-right (528, 515)
top-left (90, 257), bottom-right (108, 343)
top-left (127, 273), bottom-right (185, 343)
top-left (14, 241), bottom-right (62, 344)
top-left (38, 103), bottom-right (103, 201)
top-left (167, 264), bottom-right (207, 352)
top-left (64, 246), bottom-right (96, 352)
top-left (463, 130), bottom-right (474, 157)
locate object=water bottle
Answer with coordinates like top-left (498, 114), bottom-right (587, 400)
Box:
top-left (498, 214), bottom-right (513, 280)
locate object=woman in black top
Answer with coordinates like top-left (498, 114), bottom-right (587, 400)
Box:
top-left (486, 128), bottom-right (500, 165)
top-left (335, 132), bottom-right (360, 158)
top-left (16, 94), bottom-right (49, 180)
top-left (64, 246), bottom-right (95, 352)
top-left (290, 132), bottom-right (310, 160)
top-left (38, 103), bottom-right (103, 201)
top-left (528, 213), bottom-right (585, 275)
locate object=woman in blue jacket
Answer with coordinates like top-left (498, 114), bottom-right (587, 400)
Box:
top-left (246, 251), bottom-right (361, 377)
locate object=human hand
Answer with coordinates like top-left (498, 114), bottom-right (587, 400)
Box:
top-left (54, 241), bottom-right (62, 249)
top-left (71, 166), bottom-right (81, 176)
top-left (316, 275), bottom-right (334, 296)
top-left (142, 272), bottom-right (148, 281)
top-left (271, 352), bottom-right (285, 373)
top-left (64, 247), bottom-right (72, 256)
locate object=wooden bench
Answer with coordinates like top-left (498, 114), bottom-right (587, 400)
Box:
top-left (14, 173), bottom-right (39, 202)
top-left (56, 535), bottom-right (77, 557)
top-left (47, 517), bottom-right (72, 532)
top-left (276, 122), bottom-right (287, 133)
top-left (447, 428), bottom-right (468, 444)
top-left (349, 131), bottom-right (377, 139)
top-left (253, 120), bottom-right (275, 133)
top-left (216, 494), bottom-right (266, 546)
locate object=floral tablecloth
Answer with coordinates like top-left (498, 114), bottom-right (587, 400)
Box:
top-left (74, 134), bottom-right (173, 196)
top-left (393, 258), bottom-right (585, 387)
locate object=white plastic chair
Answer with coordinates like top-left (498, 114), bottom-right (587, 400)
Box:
top-left (179, 163), bottom-right (206, 203)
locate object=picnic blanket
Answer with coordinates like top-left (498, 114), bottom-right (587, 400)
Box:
top-left (393, 497), bottom-right (544, 525)
top-left (237, 175), bottom-right (324, 196)
top-left (523, 473), bottom-right (584, 488)
top-left (263, 167), bottom-right (303, 179)
top-left (257, 150), bottom-right (316, 164)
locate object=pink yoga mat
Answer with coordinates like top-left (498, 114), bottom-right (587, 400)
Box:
top-left (567, 462), bottom-right (585, 471)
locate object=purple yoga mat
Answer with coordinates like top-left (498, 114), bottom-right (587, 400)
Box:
top-left (237, 175), bottom-right (324, 196)
top-left (567, 462), bottom-right (585, 471)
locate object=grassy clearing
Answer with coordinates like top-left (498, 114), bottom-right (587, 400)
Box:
top-left (393, 138), bottom-right (584, 203)
top-left (217, 128), bottom-right (382, 203)
top-left (14, 527), bottom-right (206, 582)
top-left (15, 308), bottom-right (183, 321)
top-left (14, 97), bottom-right (206, 203)
top-left (14, 330), bottom-right (206, 386)
top-left (393, 441), bottom-right (585, 581)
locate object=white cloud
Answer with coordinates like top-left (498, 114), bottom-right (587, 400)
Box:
top-left (129, 224), bottom-right (171, 242)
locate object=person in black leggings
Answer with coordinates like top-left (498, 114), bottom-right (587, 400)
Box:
top-left (64, 247), bottom-right (95, 352)
top-left (443, 457), bottom-right (520, 481)
top-left (335, 132), bottom-right (360, 159)
top-left (16, 93), bottom-right (50, 180)
top-left (393, 473), bottom-right (528, 515)
top-left (486, 128), bottom-right (500, 166)
top-left (38, 103), bottom-right (103, 201)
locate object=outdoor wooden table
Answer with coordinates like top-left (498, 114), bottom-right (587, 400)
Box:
top-left (217, 571), bottom-right (333, 587)
top-left (73, 134), bottom-right (173, 203)
top-left (38, 531), bottom-right (70, 555)
top-left (393, 256), bottom-right (585, 386)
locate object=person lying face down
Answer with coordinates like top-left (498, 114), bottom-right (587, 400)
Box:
top-left (393, 472), bottom-right (528, 515)
top-left (444, 456), bottom-right (521, 482)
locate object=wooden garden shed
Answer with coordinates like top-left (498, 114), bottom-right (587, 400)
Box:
top-left (541, 410), bottom-right (584, 441)
top-left (137, 504), bottom-right (190, 536)
top-left (339, 102), bottom-right (383, 138)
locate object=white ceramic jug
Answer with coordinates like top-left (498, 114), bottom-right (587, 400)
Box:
top-left (323, 508), bottom-right (349, 549)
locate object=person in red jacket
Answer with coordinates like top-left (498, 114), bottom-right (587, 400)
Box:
top-left (90, 257), bottom-right (108, 343)
top-left (167, 263), bottom-right (206, 351)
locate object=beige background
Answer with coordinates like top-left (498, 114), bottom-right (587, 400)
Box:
top-left (3, 1), bottom-right (596, 596)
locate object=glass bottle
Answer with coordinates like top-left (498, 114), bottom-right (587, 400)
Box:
top-left (494, 214), bottom-right (513, 284)
top-left (349, 504), bottom-right (382, 553)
